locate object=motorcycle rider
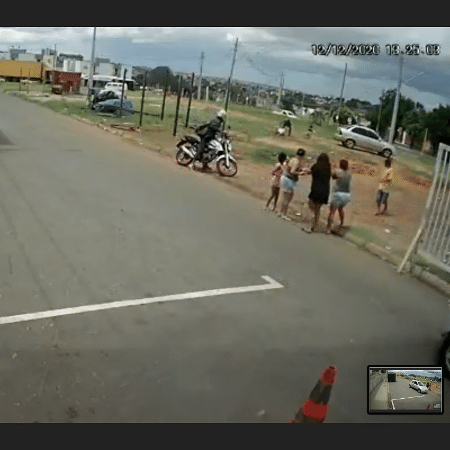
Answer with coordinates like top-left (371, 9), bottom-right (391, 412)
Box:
top-left (191, 109), bottom-right (227, 170)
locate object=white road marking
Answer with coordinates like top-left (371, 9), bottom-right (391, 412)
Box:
top-left (0, 276), bottom-right (284, 326)
top-left (392, 396), bottom-right (424, 401)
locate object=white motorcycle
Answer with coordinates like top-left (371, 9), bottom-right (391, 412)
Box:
top-left (176, 127), bottom-right (238, 178)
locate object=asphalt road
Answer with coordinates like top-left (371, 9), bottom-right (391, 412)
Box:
top-left (0, 93), bottom-right (449, 423)
top-left (390, 378), bottom-right (442, 411)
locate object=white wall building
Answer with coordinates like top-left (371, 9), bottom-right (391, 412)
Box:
top-left (17, 53), bottom-right (38, 62)
top-left (96, 62), bottom-right (116, 77)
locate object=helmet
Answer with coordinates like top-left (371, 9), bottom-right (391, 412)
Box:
top-left (217, 109), bottom-right (227, 119)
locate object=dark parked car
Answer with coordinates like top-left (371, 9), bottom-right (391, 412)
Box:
top-left (91, 90), bottom-right (120, 109)
top-left (94, 99), bottom-right (136, 116)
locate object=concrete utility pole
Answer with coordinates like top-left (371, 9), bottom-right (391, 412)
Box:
top-left (87, 27), bottom-right (97, 105)
top-left (53, 45), bottom-right (57, 70)
top-left (225, 38), bottom-right (239, 115)
top-left (277, 72), bottom-right (284, 108)
top-left (336, 63), bottom-right (348, 125)
top-left (198, 52), bottom-right (205, 101)
top-left (389, 54), bottom-right (404, 145)
top-left (376, 90), bottom-right (385, 134)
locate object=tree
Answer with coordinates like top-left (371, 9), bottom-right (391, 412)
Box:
top-left (281, 99), bottom-right (295, 112)
top-left (366, 90), bottom-right (419, 139)
top-left (402, 108), bottom-right (427, 149)
top-left (329, 105), bottom-right (358, 125)
top-left (423, 105), bottom-right (450, 154)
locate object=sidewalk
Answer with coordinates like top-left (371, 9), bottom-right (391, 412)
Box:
top-left (370, 381), bottom-right (390, 410)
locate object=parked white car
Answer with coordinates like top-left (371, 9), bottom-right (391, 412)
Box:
top-left (409, 380), bottom-right (428, 394)
top-left (273, 110), bottom-right (298, 119)
top-left (334, 125), bottom-right (396, 158)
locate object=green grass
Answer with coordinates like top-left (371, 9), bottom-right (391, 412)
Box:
top-left (4, 87), bottom-right (438, 182)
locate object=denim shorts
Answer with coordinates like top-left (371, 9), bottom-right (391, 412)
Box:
top-left (281, 175), bottom-right (297, 193)
top-left (331, 192), bottom-right (351, 208)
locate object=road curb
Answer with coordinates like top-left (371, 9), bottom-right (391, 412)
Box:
top-left (10, 92), bottom-right (450, 298)
top-left (343, 230), bottom-right (450, 297)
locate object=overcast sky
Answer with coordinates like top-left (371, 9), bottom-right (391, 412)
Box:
top-left (387, 370), bottom-right (442, 379)
top-left (1, 27), bottom-right (449, 110)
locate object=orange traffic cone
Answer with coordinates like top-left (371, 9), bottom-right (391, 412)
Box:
top-left (427, 404), bottom-right (430, 410)
top-left (291, 366), bottom-right (338, 423)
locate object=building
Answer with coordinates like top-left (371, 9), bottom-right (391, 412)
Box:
top-left (10, 47), bottom-right (27, 60)
top-left (0, 51), bottom-right (9, 61)
top-left (41, 49), bottom-right (57, 68)
top-left (17, 53), bottom-right (38, 62)
top-left (46, 70), bottom-right (83, 93)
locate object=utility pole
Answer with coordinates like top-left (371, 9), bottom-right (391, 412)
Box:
top-left (120, 69), bottom-right (127, 117)
top-left (422, 128), bottom-right (428, 154)
top-left (376, 90), bottom-right (385, 135)
top-left (389, 54), bottom-right (404, 145)
top-left (173, 74), bottom-right (182, 136)
top-left (161, 69), bottom-right (169, 121)
top-left (53, 44), bottom-right (57, 70)
top-left (139, 71), bottom-right (148, 128)
top-left (225, 38), bottom-right (239, 115)
top-left (198, 52), bottom-right (205, 101)
top-left (277, 72), bottom-right (284, 108)
top-left (336, 63), bottom-right (348, 125)
top-left (87, 27), bottom-right (97, 106)
top-left (185, 73), bottom-right (195, 128)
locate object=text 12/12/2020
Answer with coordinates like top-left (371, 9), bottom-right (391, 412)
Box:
top-left (312, 44), bottom-right (441, 57)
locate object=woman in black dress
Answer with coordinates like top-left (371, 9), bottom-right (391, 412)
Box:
top-left (303, 153), bottom-right (332, 233)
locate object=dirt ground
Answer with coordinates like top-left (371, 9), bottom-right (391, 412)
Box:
top-left (116, 127), bottom-right (431, 260)
top-left (12, 92), bottom-right (433, 262)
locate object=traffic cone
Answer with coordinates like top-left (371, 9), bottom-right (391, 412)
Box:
top-left (291, 366), bottom-right (337, 423)
top-left (427, 404), bottom-right (430, 410)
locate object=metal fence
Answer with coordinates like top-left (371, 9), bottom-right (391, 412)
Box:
top-left (419, 144), bottom-right (450, 271)
top-left (400, 144), bottom-right (450, 273)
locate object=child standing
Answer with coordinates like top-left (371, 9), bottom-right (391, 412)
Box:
top-left (376, 158), bottom-right (394, 216)
top-left (265, 153), bottom-right (288, 212)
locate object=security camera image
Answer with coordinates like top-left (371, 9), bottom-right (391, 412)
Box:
top-left (1, 27), bottom-right (450, 423)
top-left (369, 367), bottom-right (443, 414)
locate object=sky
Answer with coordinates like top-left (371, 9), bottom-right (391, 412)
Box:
top-left (387, 370), bottom-right (442, 379)
top-left (1, 27), bottom-right (449, 111)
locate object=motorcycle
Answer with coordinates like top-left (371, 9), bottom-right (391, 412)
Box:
top-left (176, 126), bottom-right (238, 178)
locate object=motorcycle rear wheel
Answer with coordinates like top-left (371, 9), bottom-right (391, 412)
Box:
top-left (217, 159), bottom-right (238, 178)
top-left (176, 148), bottom-right (194, 167)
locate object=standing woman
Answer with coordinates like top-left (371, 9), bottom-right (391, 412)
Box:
top-left (279, 149), bottom-right (306, 221)
top-left (327, 160), bottom-right (352, 234)
top-left (303, 153), bottom-right (332, 233)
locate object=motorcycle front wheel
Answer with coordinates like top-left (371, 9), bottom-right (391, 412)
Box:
top-left (176, 148), bottom-right (194, 167)
top-left (217, 159), bottom-right (238, 178)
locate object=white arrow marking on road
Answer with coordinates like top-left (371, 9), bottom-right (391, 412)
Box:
top-left (0, 276), bottom-right (284, 326)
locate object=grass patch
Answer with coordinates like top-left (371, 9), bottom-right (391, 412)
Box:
top-left (247, 147), bottom-right (280, 165)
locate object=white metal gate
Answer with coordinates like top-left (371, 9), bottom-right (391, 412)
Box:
top-left (400, 143), bottom-right (450, 273)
